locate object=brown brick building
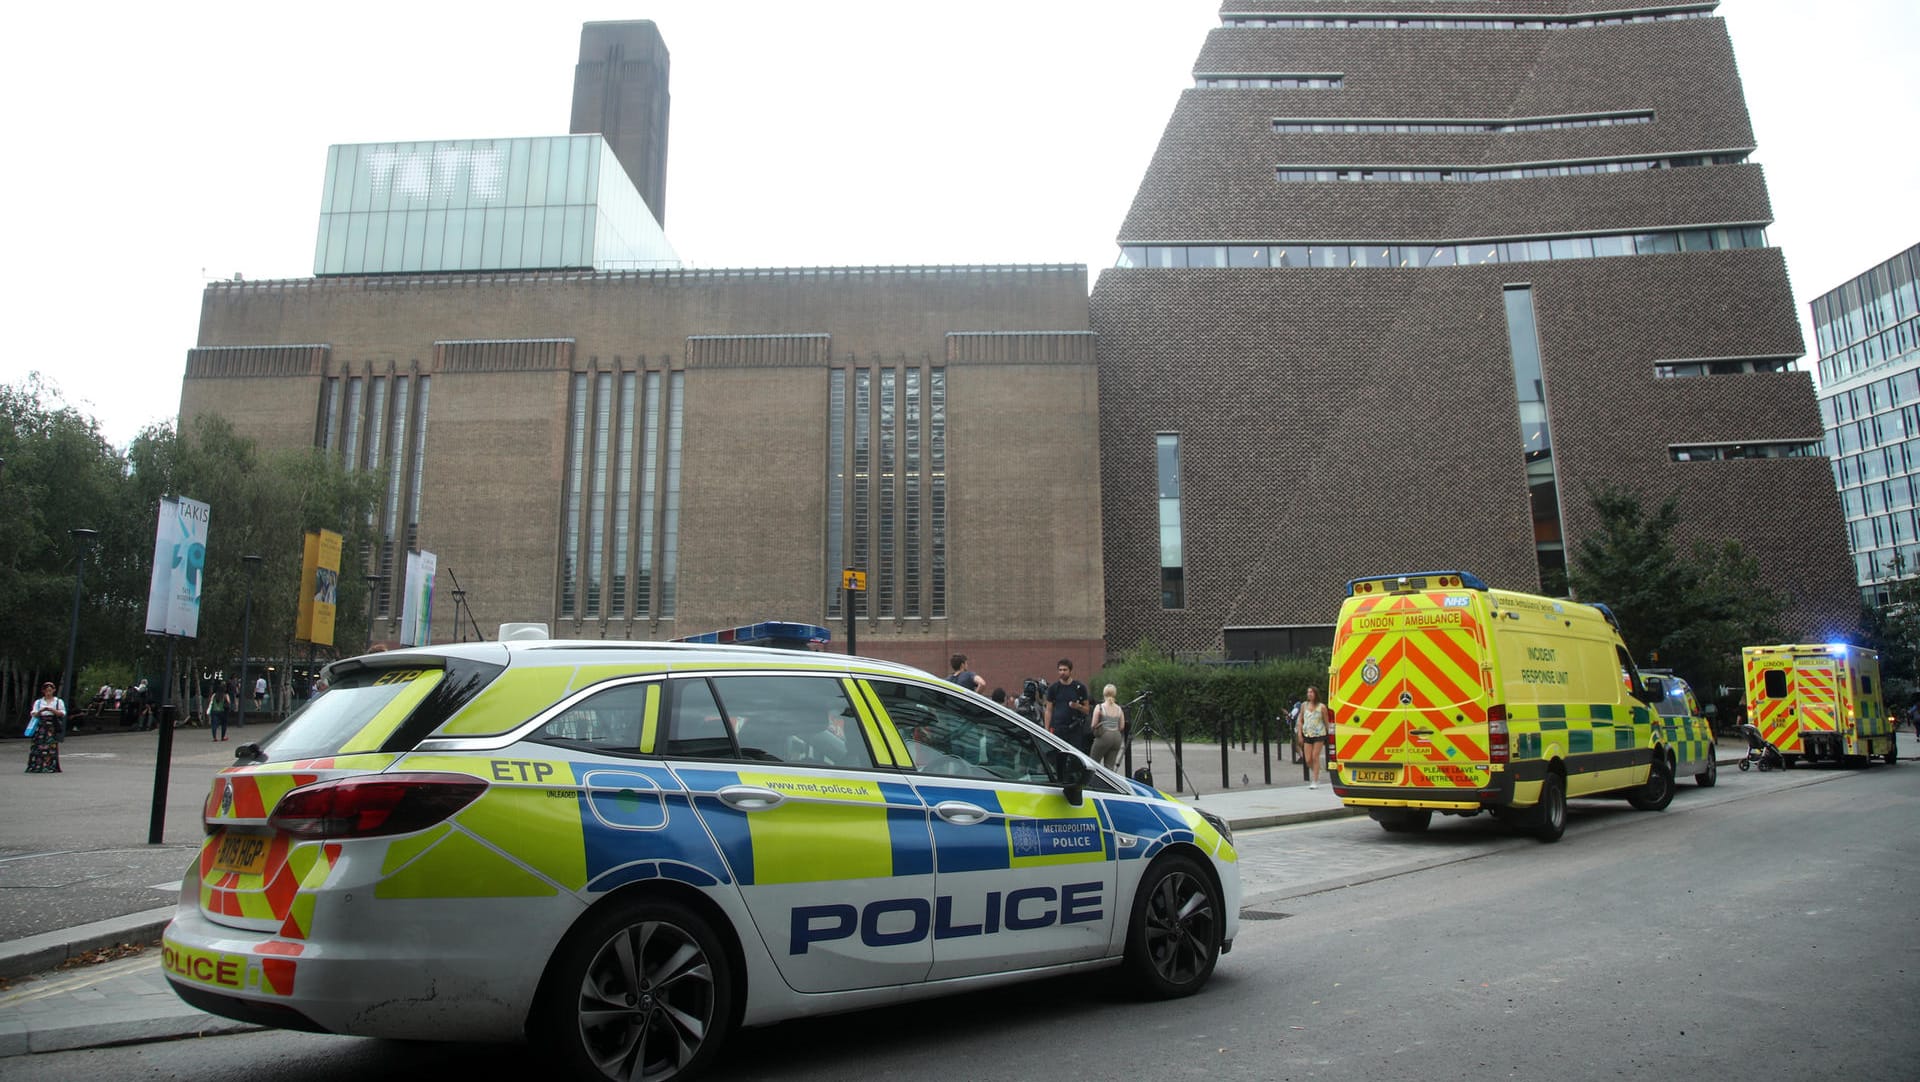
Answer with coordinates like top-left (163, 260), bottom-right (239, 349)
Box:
top-left (1090, 1), bottom-right (1855, 655)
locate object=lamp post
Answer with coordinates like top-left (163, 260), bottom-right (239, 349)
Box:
top-left (62, 528), bottom-right (99, 718)
top-left (364, 574), bottom-right (383, 652)
top-left (236, 554), bottom-right (263, 726)
top-left (450, 589), bottom-right (466, 643)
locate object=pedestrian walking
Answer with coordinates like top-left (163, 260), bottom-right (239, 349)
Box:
top-left (26, 682), bottom-right (65, 774)
top-left (254, 675), bottom-right (267, 711)
top-left (208, 687), bottom-right (231, 742)
top-left (1089, 684), bottom-right (1127, 769)
top-left (1298, 686), bottom-right (1331, 789)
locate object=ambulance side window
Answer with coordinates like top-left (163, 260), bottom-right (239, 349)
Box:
top-left (536, 682), bottom-right (649, 752)
top-left (1763, 670), bottom-right (1788, 699)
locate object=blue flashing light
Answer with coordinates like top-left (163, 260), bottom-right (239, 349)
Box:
top-left (673, 621), bottom-right (832, 650)
top-left (1828, 643), bottom-right (1849, 655)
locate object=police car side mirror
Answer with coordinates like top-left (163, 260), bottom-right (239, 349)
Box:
top-left (1049, 749), bottom-right (1089, 806)
top-left (1642, 676), bottom-right (1665, 703)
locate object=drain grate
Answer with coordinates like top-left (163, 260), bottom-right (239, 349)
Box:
top-left (1239, 909), bottom-right (1292, 921)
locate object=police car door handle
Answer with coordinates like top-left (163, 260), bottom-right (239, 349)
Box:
top-left (717, 785), bottom-right (786, 811)
top-left (934, 800), bottom-right (991, 825)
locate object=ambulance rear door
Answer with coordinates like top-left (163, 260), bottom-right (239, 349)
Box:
top-left (1332, 585), bottom-right (1494, 796)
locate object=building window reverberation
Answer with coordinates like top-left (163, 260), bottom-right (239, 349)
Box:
top-left (1654, 356), bottom-right (1798, 379)
top-left (1158, 433), bottom-right (1186, 610)
top-left (1670, 442), bottom-right (1821, 462)
top-left (1196, 74), bottom-right (1343, 89)
top-left (1224, 10), bottom-right (1716, 30)
top-left (1273, 112), bottom-right (1652, 135)
top-left (827, 365), bottom-right (948, 622)
top-left (1275, 152), bottom-right (1745, 184)
top-left (1118, 226), bottom-right (1766, 270)
top-left (1502, 286), bottom-right (1566, 594)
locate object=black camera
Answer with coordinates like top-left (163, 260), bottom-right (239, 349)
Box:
top-left (1015, 678), bottom-right (1046, 724)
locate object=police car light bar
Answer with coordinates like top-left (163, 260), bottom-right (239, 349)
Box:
top-left (673, 621), bottom-right (832, 649)
top-left (1346, 571), bottom-right (1490, 596)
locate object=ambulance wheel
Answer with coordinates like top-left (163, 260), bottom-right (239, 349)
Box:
top-left (1372, 809), bottom-right (1432, 833)
top-left (1885, 744), bottom-right (1899, 766)
top-left (1628, 757), bottom-right (1675, 812)
top-left (1695, 756), bottom-right (1717, 788)
top-left (1529, 775), bottom-right (1566, 843)
top-left (1124, 852), bottom-right (1222, 999)
top-left (535, 896), bottom-right (736, 1082)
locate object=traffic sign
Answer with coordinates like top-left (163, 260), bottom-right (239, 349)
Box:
top-left (842, 569), bottom-right (867, 591)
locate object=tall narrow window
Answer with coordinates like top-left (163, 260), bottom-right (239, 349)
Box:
top-left (365, 377), bottom-right (389, 476)
top-left (1158, 433), bottom-right (1185, 609)
top-left (852, 369), bottom-right (872, 620)
top-left (930, 368), bottom-right (948, 618)
top-left (586, 371), bottom-right (613, 618)
top-left (385, 377), bottom-right (410, 543)
top-left (408, 377), bottom-right (429, 532)
top-left (1503, 286), bottom-right (1568, 593)
top-left (878, 368), bottom-right (897, 618)
top-left (827, 369), bottom-right (847, 618)
top-left (637, 371), bottom-right (661, 617)
top-left (903, 367), bottom-right (923, 618)
top-left (319, 378), bottom-right (340, 452)
top-left (611, 372), bottom-right (635, 618)
top-left (561, 373), bottom-right (587, 618)
top-left (342, 377), bottom-right (364, 470)
top-left (659, 371), bottom-right (684, 618)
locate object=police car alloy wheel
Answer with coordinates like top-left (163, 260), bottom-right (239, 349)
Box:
top-left (1125, 853), bottom-right (1220, 998)
top-left (535, 896), bottom-right (736, 1082)
top-left (1627, 756), bottom-right (1675, 812)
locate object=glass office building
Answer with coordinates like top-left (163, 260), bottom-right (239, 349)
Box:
top-left (314, 135), bottom-right (678, 275)
top-left (1814, 242), bottom-right (1920, 604)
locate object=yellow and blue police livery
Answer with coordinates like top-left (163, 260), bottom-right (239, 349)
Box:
top-left (161, 641), bottom-right (1239, 1082)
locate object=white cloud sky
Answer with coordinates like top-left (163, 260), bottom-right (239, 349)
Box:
top-left (1, 0), bottom-right (1913, 446)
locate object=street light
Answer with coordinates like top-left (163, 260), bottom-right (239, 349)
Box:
top-left (62, 528), bottom-right (99, 719)
top-left (450, 589), bottom-right (466, 643)
top-left (364, 574), bottom-right (383, 652)
top-left (236, 554), bottom-right (263, 725)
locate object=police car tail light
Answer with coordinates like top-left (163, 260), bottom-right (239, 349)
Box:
top-left (268, 774), bottom-right (487, 839)
top-left (1487, 707), bottom-right (1510, 765)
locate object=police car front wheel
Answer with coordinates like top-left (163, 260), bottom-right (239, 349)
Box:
top-left (534, 897), bottom-right (737, 1082)
top-left (1124, 853), bottom-right (1222, 999)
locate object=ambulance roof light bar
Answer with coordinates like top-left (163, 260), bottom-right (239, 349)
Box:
top-left (1346, 570), bottom-right (1490, 596)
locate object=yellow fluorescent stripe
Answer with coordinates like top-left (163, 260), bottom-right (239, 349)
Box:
top-left (569, 663), bottom-right (669, 691)
top-left (338, 670), bottom-right (446, 754)
top-left (844, 679), bottom-right (895, 766)
top-left (859, 682), bottom-right (913, 765)
top-left (639, 683), bottom-right (661, 754)
top-left (438, 665), bottom-right (575, 735)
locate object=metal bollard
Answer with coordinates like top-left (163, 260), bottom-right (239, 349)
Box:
top-left (1220, 713), bottom-right (1231, 789)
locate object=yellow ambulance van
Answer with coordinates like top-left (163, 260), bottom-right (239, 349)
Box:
top-left (1329, 571), bottom-right (1674, 842)
top-left (1742, 644), bottom-right (1896, 768)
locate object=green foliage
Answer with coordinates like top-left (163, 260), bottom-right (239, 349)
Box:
top-left (1090, 639), bottom-right (1333, 743)
top-left (0, 381), bottom-right (384, 722)
top-left (1569, 484), bottom-right (1786, 718)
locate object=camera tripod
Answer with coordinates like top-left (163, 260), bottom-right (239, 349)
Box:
top-left (1122, 691), bottom-right (1196, 798)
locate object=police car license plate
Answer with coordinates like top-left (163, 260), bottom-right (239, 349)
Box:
top-left (212, 831), bottom-right (270, 875)
top-left (1350, 767), bottom-right (1399, 784)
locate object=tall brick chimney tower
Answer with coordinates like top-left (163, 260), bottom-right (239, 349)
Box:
top-left (570, 21), bottom-right (670, 226)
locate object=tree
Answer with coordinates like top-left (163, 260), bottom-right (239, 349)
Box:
top-left (1569, 484), bottom-right (1786, 720)
top-left (1855, 554), bottom-right (1920, 712)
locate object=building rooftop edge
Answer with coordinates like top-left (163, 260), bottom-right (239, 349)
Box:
top-left (211, 264), bottom-right (1090, 292)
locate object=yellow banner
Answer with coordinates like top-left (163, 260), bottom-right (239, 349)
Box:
top-left (295, 532), bottom-right (318, 641)
top-left (312, 529), bottom-right (342, 647)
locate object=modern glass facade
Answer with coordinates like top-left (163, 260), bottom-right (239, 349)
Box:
top-left (1814, 243), bottom-right (1920, 605)
top-left (314, 136), bottom-right (677, 276)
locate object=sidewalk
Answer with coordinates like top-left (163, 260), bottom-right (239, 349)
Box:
top-left (0, 732), bottom-right (1776, 1059)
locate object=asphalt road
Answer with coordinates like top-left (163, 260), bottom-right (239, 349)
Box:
top-left (5, 759), bottom-right (1915, 1081)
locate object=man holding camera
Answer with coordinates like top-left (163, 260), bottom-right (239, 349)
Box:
top-left (1045, 658), bottom-right (1094, 755)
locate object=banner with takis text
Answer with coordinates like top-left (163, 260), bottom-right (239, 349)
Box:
top-left (144, 496), bottom-right (210, 637)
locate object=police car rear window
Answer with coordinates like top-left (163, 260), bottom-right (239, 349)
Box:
top-left (251, 659), bottom-right (502, 760)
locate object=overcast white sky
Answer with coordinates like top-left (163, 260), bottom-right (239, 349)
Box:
top-left (2, 0), bottom-right (1914, 446)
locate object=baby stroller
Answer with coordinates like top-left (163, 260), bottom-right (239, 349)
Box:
top-left (1739, 723), bottom-right (1785, 772)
